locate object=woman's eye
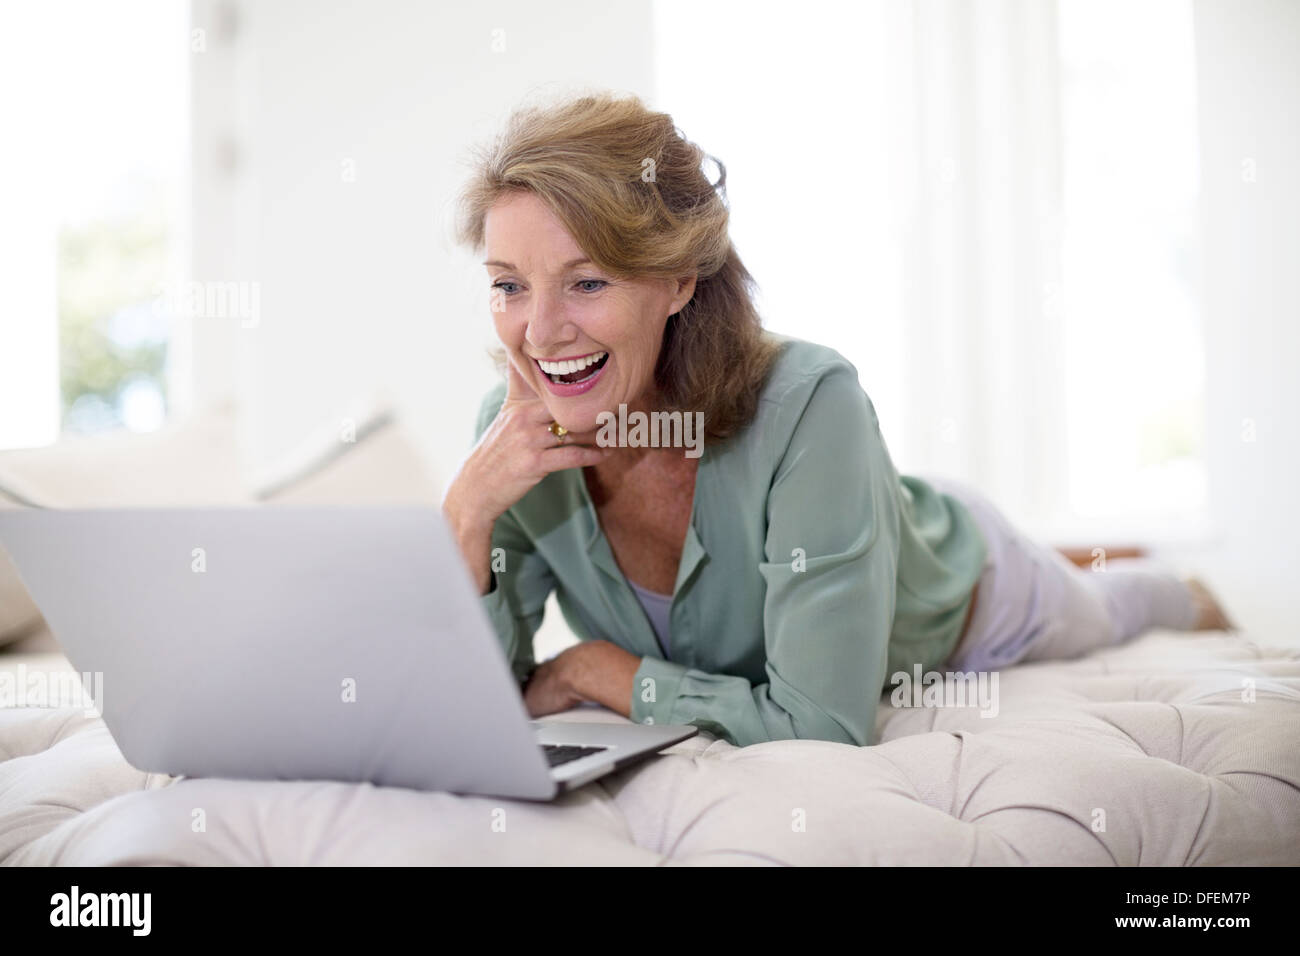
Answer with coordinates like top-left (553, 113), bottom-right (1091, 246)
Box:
top-left (490, 279), bottom-right (605, 296)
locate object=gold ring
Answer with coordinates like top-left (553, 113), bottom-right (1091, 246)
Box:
top-left (548, 421), bottom-right (568, 445)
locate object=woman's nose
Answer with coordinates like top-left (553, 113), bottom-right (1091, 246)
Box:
top-left (523, 291), bottom-right (572, 352)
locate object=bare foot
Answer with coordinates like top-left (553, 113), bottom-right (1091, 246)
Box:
top-left (1183, 577), bottom-right (1237, 632)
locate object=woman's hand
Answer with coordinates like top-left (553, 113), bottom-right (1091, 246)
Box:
top-left (522, 640), bottom-right (643, 718)
top-left (521, 655), bottom-right (586, 717)
top-left (442, 357), bottom-right (609, 592)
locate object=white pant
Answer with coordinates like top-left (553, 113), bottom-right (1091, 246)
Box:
top-left (922, 475), bottom-right (1200, 673)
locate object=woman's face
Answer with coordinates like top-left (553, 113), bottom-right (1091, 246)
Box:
top-left (483, 191), bottom-right (696, 434)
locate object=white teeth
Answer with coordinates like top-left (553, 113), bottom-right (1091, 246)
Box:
top-left (537, 351), bottom-right (607, 375)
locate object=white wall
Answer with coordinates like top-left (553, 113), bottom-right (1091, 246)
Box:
top-left (190, 0), bottom-right (655, 485)
top-left (1192, 0), bottom-right (1300, 640)
top-left (189, 0), bottom-right (1299, 642)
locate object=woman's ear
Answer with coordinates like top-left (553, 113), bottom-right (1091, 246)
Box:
top-left (670, 273), bottom-right (698, 314)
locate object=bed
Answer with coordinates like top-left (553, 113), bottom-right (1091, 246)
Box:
top-left (2, 403), bottom-right (1298, 866)
top-left (2, 627), bottom-right (1298, 866)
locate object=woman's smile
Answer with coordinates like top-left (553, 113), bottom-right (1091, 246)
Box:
top-left (534, 350), bottom-right (610, 396)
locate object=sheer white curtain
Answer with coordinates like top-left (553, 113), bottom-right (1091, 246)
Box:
top-left (655, 0), bottom-right (1069, 532)
top-left (896, 0), bottom-right (1068, 531)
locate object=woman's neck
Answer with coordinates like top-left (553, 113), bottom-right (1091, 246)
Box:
top-left (585, 443), bottom-right (697, 507)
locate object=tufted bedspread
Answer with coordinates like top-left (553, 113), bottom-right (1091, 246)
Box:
top-left (2, 630), bottom-right (1298, 866)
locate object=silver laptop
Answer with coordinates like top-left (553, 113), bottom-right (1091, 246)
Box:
top-left (0, 506), bottom-right (697, 800)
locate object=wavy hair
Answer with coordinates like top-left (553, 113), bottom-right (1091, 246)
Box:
top-left (453, 90), bottom-right (780, 440)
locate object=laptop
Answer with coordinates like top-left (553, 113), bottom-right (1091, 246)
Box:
top-left (0, 506), bottom-right (697, 800)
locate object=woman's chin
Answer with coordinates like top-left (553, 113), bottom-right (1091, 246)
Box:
top-left (543, 387), bottom-right (623, 435)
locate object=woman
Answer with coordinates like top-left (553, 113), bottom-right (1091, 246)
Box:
top-left (442, 92), bottom-right (1233, 748)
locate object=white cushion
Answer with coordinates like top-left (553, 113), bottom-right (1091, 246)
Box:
top-left (0, 400), bottom-right (247, 509)
top-left (252, 401), bottom-right (440, 506)
top-left (1, 631), bottom-right (1296, 865)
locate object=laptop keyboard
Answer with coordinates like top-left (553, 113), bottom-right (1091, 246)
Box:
top-left (542, 743), bottom-right (609, 768)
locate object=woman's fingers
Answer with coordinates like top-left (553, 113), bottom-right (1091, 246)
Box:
top-left (537, 443), bottom-right (610, 473)
top-left (504, 355), bottom-right (540, 401)
top-left (454, 356), bottom-right (617, 518)
top-left (443, 358), bottom-right (620, 567)
top-left (504, 366), bottom-right (607, 445)
top-left (540, 424), bottom-right (605, 448)
top-left (522, 659), bottom-right (583, 716)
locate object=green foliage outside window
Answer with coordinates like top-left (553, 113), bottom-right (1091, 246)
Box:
top-left (57, 215), bottom-right (170, 434)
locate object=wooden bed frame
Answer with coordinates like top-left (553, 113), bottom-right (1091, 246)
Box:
top-left (1054, 545), bottom-right (1147, 569)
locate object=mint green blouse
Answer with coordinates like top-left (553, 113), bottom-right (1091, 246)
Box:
top-left (474, 336), bottom-right (987, 747)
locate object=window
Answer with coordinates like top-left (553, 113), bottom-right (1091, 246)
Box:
top-left (0, 0), bottom-right (189, 450)
top-left (653, 0), bottom-right (1207, 540)
top-left (1057, 0), bottom-right (1206, 528)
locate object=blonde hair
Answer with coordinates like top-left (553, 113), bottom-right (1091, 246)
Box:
top-left (454, 90), bottom-right (780, 440)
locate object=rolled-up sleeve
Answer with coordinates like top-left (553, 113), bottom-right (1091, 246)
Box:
top-left (472, 386), bottom-right (555, 684)
top-left (628, 363), bottom-right (901, 747)
top-left (481, 507), bottom-right (554, 684)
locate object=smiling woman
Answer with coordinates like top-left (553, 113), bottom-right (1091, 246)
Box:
top-left (455, 94), bottom-right (780, 440)
top-left (480, 190), bottom-right (699, 432)
top-left (439, 90), bottom-right (1224, 748)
